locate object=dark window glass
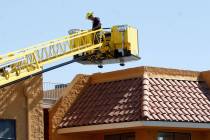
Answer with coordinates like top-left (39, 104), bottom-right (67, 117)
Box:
top-left (0, 120), bottom-right (16, 140)
top-left (157, 132), bottom-right (191, 140)
top-left (105, 133), bottom-right (135, 140)
top-left (175, 133), bottom-right (191, 140)
top-left (121, 133), bottom-right (135, 140)
top-left (157, 132), bottom-right (173, 140)
top-left (105, 134), bottom-right (121, 140)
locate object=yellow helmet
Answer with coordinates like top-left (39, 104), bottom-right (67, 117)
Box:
top-left (86, 11), bottom-right (93, 19)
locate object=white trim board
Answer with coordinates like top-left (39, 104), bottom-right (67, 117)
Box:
top-left (58, 121), bottom-right (210, 134)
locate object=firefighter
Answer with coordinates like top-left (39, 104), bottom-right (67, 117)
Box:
top-left (86, 11), bottom-right (101, 30)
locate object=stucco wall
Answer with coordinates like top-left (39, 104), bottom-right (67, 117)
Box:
top-left (24, 76), bottom-right (44, 140)
top-left (0, 75), bottom-right (44, 140)
top-left (0, 80), bottom-right (28, 140)
top-left (49, 74), bottom-right (90, 140)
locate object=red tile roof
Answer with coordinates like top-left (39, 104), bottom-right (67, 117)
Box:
top-left (59, 77), bottom-right (210, 128)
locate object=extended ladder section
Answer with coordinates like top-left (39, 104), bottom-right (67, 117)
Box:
top-left (0, 29), bottom-right (103, 86)
top-left (0, 25), bottom-right (140, 87)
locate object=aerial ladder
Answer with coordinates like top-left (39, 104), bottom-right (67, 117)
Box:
top-left (0, 25), bottom-right (140, 88)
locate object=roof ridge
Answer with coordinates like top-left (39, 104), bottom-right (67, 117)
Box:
top-left (144, 69), bottom-right (200, 81)
top-left (90, 66), bottom-right (200, 84)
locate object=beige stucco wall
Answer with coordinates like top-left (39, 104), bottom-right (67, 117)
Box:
top-left (0, 75), bottom-right (44, 140)
top-left (0, 80), bottom-right (28, 140)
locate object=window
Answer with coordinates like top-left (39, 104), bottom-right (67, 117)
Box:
top-left (0, 120), bottom-right (16, 140)
top-left (105, 133), bottom-right (135, 140)
top-left (157, 132), bottom-right (191, 140)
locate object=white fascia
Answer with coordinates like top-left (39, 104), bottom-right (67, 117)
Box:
top-left (58, 121), bottom-right (210, 134)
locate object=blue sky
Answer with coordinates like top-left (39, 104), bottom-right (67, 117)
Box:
top-left (0, 0), bottom-right (210, 83)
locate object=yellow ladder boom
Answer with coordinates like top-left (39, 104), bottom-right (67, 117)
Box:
top-left (0, 25), bottom-right (139, 87)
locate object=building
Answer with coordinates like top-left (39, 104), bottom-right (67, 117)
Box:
top-left (0, 66), bottom-right (209, 140)
top-left (48, 66), bottom-right (210, 140)
top-left (0, 76), bottom-right (44, 140)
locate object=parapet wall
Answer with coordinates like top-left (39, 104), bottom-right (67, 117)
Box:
top-left (91, 66), bottom-right (200, 84)
top-left (200, 70), bottom-right (210, 87)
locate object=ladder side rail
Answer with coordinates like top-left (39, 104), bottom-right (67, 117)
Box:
top-left (0, 29), bottom-right (103, 87)
top-left (0, 30), bottom-right (90, 59)
top-left (0, 29), bottom-right (102, 64)
top-left (25, 29), bottom-right (102, 66)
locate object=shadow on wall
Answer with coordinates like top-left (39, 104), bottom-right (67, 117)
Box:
top-left (0, 76), bottom-right (43, 140)
top-left (24, 76), bottom-right (43, 109)
top-left (0, 83), bottom-right (23, 118)
top-left (0, 76), bottom-right (43, 118)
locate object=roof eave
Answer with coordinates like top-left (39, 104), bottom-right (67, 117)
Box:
top-left (57, 121), bottom-right (210, 134)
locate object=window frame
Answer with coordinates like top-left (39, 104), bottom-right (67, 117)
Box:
top-left (0, 119), bottom-right (16, 140)
top-left (157, 131), bottom-right (191, 140)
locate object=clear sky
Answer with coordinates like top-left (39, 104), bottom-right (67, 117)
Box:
top-left (0, 0), bottom-right (210, 83)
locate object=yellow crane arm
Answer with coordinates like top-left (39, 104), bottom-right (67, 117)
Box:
top-left (0, 29), bottom-right (103, 87)
top-left (0, 25), bottom-right (140, 87)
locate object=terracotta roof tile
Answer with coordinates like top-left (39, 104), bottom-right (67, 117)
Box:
top-left (59, 77), bottom-right (210, 128)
